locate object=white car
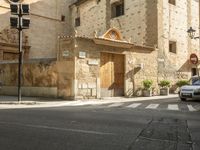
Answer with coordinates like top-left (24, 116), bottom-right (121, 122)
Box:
top-left (179, 79), bottom-right (200, 101)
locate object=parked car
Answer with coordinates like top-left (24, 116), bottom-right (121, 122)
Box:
top-left (179, 79), bottom-right (200, 101)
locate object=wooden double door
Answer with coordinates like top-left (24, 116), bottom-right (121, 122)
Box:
top-left (100, 52), bottom-right (125, 97)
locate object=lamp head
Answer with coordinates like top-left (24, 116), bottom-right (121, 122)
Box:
top-left (187, 27), bottom-right (196, 39)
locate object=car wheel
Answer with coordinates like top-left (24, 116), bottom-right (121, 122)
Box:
top-left (180, 98), bottom-right (186, 101)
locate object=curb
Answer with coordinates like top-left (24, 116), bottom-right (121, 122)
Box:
top-left (0, 95), bottom-right (179, 109)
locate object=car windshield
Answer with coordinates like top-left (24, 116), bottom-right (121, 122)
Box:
top-left (193, 80), bottom-right (200, 85)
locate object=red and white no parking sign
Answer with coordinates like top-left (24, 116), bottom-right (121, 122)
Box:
top-left (190, 53), bottom-right (199, 65)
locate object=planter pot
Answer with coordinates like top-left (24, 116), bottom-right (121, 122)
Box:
top-left (142, 89), bottom-right (152, 97)
top-left (160, 88), bottom-right (169, 96)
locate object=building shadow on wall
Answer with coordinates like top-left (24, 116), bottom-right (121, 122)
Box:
top-left (125, 67), bottom-right (142, 97)
top-left (170, 60), bottom-right (190, 93)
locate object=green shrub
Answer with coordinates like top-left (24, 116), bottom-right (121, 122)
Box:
top-left (159, 80), bottom-right (170, 88)
top-left (143, 79), bottom-right (153, 90)
top-left (176, 80), bottom-right (189, 87)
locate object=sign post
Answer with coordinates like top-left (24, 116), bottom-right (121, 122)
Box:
top-left (190, 53), bottom-right (199, 77)
top-left (10, 1), bottom-right (30, 103)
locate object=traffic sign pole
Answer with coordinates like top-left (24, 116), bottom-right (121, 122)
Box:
top-left (190, 53), bottom-right (199, 78)
top-left (18, 4), bottom-right (23, 103)
top-left (10, 3), bottom-right (30, 103)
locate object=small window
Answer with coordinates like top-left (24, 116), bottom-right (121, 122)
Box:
top-left (61, 15), bottom-right (65, 22)
top-left (75, 17), bottom-right (80, 27)
top-left (192, 68), bottom-right (197, 76)
top-left (169, 0), bottom-right (176, 5)
top-left (169, 41), bottom-right (176, 53)
top-left (111, 0), bottom-right (124, 18)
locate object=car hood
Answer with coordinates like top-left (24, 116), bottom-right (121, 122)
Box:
top-left (181, 85), bottom-right (200, 90)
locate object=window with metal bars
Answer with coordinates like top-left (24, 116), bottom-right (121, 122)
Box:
top-left (169, 41), bottom-right (177, 54)
top-left (111, 0), bottom-right (124, 18)
top-left (75, 17), bottom-right (80, 27)
top-left (169, 0), bottom-right (176, 5)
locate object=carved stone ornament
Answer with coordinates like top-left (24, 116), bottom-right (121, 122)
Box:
top-left (0, 28), bottom-right (28, 45)
top-left (100, 28), bottom-right (123, 41)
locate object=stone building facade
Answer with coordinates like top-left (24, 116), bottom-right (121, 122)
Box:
top-left (62, 0), bottom-right (200, 99)
top-left (0, 0), bottom-right (68, 97)
top-left (0, 0), bottom-right (199, 99)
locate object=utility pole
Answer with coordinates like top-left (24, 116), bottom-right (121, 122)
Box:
top-left (10, 1), bottom-right (30, 102)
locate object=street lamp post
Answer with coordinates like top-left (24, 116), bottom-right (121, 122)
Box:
top-left (187, 27), bottom-right (199, 39)
top-left (187, 27), bottom-right (200, 77)
top-left (10, 2), bottom-right (30, 102)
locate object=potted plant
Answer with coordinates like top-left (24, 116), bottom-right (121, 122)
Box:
top-left (176, 80), bottom-right (189, 88)
top-left (159, 80), bottom-right (170, 95)
top-left (142, 79), bottom-right (153, 97)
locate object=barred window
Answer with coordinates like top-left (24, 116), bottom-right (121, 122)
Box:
top-left (169, 41), bottom-right (177, 54)
top-left (75, 17), bottom-right (80, 27)
top-left (169, 0), bottom-right (176, 5)
top-left (111, 0), bottom-right (124, 18)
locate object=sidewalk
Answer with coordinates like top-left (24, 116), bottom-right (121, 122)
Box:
top-left (0, 94), bottom-right (179, 109)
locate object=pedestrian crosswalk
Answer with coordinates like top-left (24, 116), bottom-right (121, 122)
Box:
top-left (168, 104), bottom-right (179, 111)
top-left (145, 104), bottom-right (159, 109)
top-left (108, 103), bottom-right (124, 107)
top-left (66, 100), bottom-right (200, 112)
top-left (82, 102), bottom-right (199, 112)
top-left (126, 103), bottom-right (141, 108)
top-left (117, 103), bottom-right (197, 112)
top-left (187, 105), bottom-right (197, 112)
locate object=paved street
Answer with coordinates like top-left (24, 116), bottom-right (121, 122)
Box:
top-left (0, 97), bottom-right (199, 150)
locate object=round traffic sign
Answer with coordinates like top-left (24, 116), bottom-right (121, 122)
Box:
top-left (190, 53), bottom-right (199, 65)
top-left (6, 0), bottom-right (23, 4)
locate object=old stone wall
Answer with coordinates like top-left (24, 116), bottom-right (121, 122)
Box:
top-left (72, 38), bottom-right (157, 98)
top-left (70, 0), bottom-right (108, 37)
top-left (0, 60), bottom-right (58, 97)
top-left (125, 47), bottom-right (158, 96)
top-left (69, 0), bottom-right (158, 47)
top-left (110, 0), bottom-right (158, 47)
top-left (74, 38), bottom-right (100, 99)
top-left (69, 0), bottom-right (200, 83)
top-left (157, 0), bottom-right (200, 85)
top-left (57, 38), bottom-right (75, 99)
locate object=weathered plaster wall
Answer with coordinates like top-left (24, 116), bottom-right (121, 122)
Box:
top-left (0, 0), bottom-right (67, 59)
top-left (0, 60), bottom-right (58, 97)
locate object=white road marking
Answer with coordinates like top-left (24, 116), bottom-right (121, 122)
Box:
top-left (126, 103), bottom-right (141, 108)
top-left (187, 105), bottom-right (197, 112)
top-left (0, 121), bottom-right (115, 136)
top-left (146, 104), bottom-right (159, 109)
top-left (168, 104), bottom-right (179, 111)
top-left (108, 103), bottom-right (124, 107)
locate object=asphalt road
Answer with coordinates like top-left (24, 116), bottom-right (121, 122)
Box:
top-left (0, 98), bottom-right (199, 150)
